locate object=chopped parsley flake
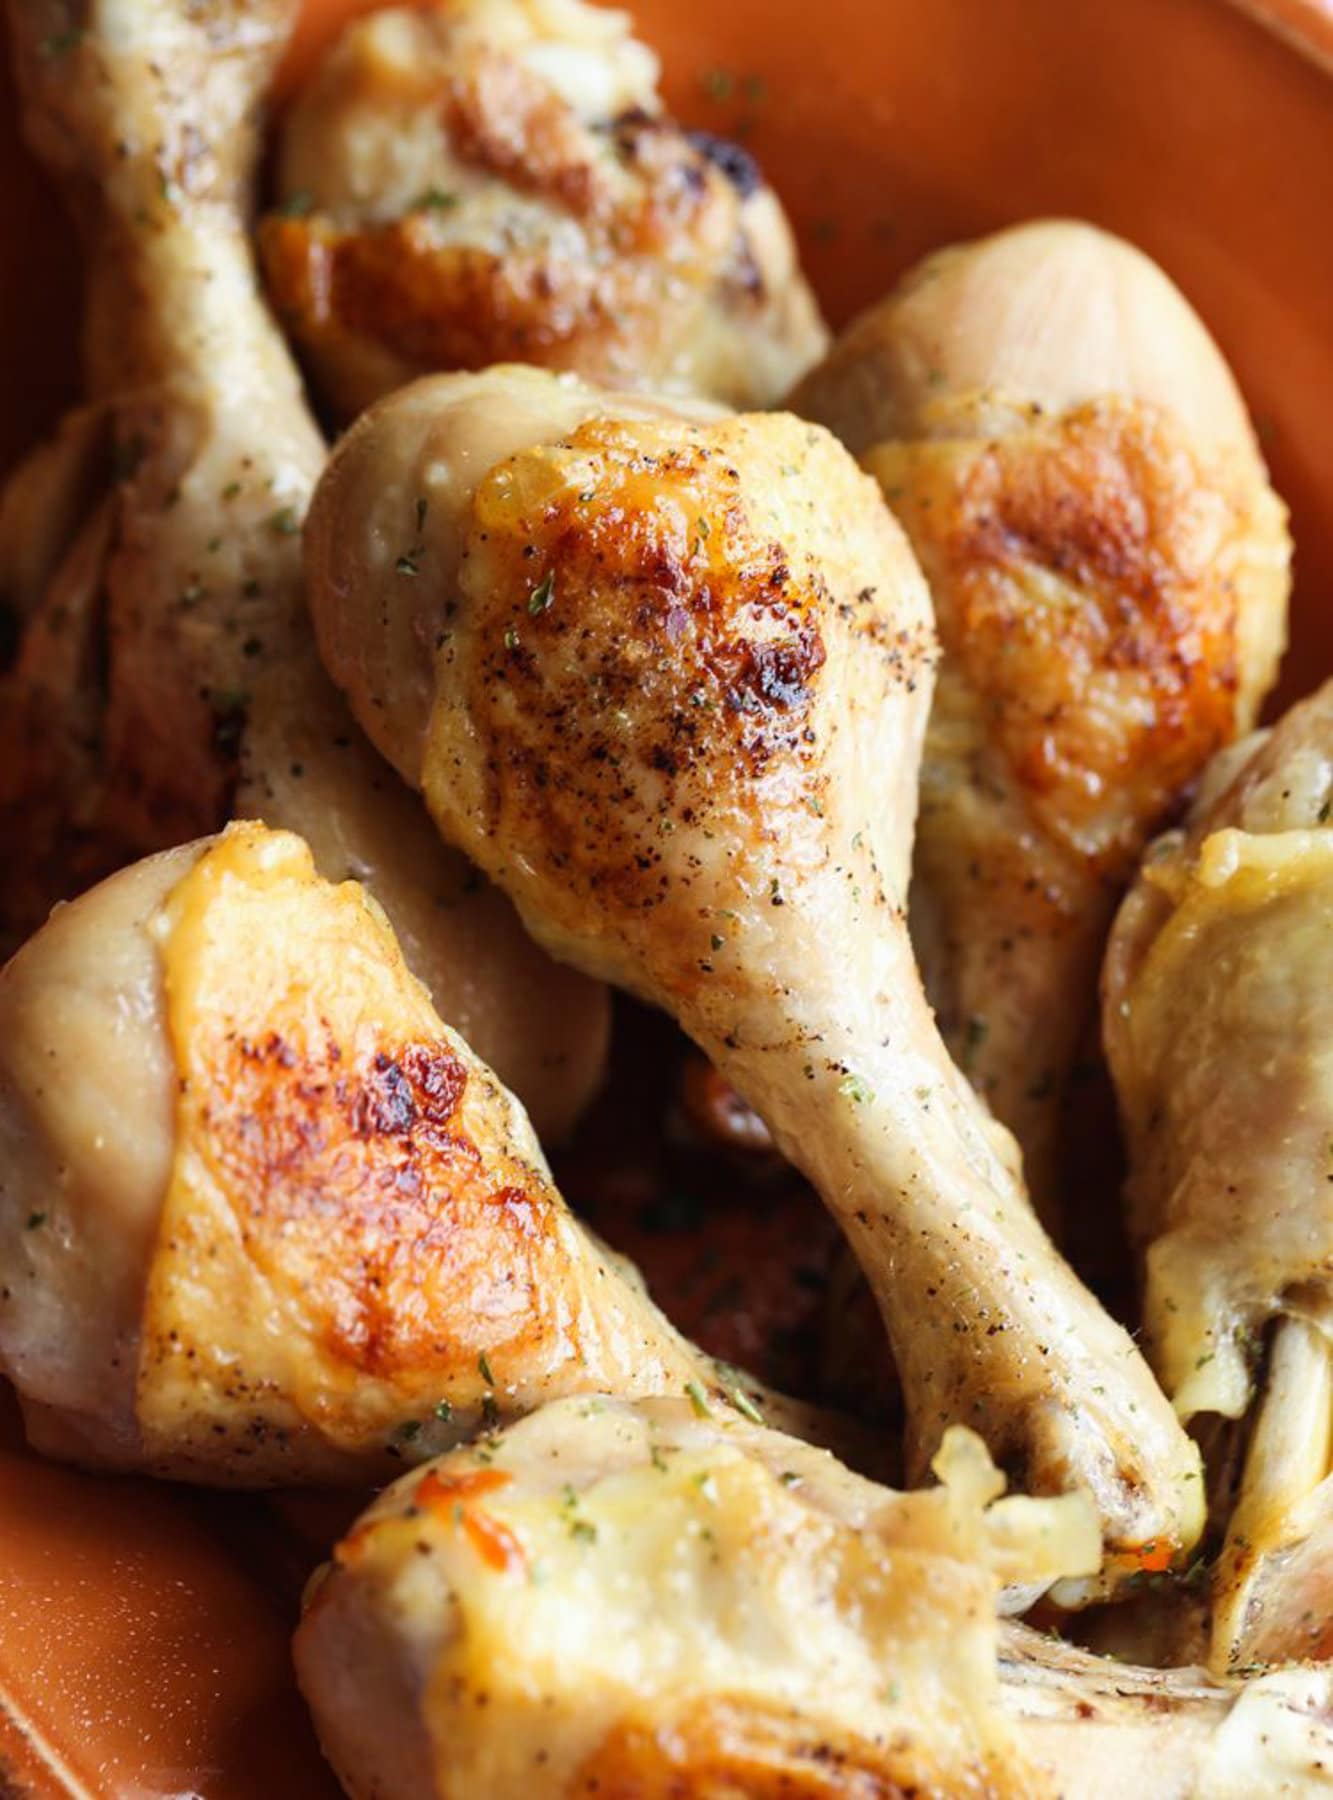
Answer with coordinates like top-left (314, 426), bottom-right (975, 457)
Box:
top-left (730, 1387), bottom-right (764, 1424)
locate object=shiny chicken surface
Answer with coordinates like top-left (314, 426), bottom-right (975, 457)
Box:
top-left (261, 0), bottom-right (828, 421)
top-left (792, 220), bottom-right (1291, 1213)
top-left (307, 366), bottom-right (1204, 1582)
top-left (297, 1395), bottom-right (1333, 1800)
top-left (1105, 679), bottom-right (1333, 1673)
top-left (0, 0), bottom-right (1327, 1782)
top-left (0, 0), bottom-right (607, 1142)
top-left (296, 1395), bottom-right (1102, 1800)
top-left (0, 823), bottom-right (826, 1484)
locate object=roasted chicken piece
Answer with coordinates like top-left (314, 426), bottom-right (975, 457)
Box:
top-left (296, 1394), bottom-right (1102, 1799)
top-left (0, 822), bottom-right (825, 1486)
top-left (259, 0), bottom-right (828, 421)
top-left (297, 1396), bottom-right (1333, 1800)
top-left (0, 0), bottom-right (606, 1141)
top-left (999, 1626), bottom-right (1333, 1797)
top-left (306, 367), bottom-right (1204, 1583)
top-left (792, 220), bottom-right (1291, 1215)
top-left (1104, 679), bottom-right (1333, 1672)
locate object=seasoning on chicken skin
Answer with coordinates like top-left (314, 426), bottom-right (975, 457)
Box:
top-left (260, 0), bottom-right (827, 420)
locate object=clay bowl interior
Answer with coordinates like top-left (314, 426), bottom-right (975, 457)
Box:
top-left (1, 0), bottom-right (1331, 1792)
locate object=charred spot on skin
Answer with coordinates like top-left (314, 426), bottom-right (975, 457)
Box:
top-left (725, 632), bottom-right (827, 718)
top-left (199, 1023), bottom-right (563, 1376)
top-left (349, 1046), bottom-right (468, 1139)
top-left (683, 127), bottom-right (764, 199)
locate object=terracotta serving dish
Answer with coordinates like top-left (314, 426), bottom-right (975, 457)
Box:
top-left (1, 0), bottom-right (1331, 1792)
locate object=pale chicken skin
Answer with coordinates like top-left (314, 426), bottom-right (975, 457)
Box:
top-left (297, 1397), bottom-right (1333, 1800)
top-left (0, 822), bottom-right (822, 1486)
top-left (296, 1395), bottom-right (1103, 1800)
top-left (260, 0), bottom-right (827, 422)
top-left (0, 0), bottom-right (607, 1142)
top-left (1104, 679), bottom-right (1333, 1671)
top-left (306, 368), bottom-right (1204, 1584)
top-left (791, 221), bottom-right (1291, 1215)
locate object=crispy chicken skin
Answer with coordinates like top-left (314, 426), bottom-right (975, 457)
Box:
top-left (791, 221), bottom-right (1291, 1214)
top-left (296, 1395), bottom-right (1101, 1800)
top-left (1104, 680), bottom-right (1333, 1670)
top-left (306, 368), bottom-right (1204, 1583)
top-left (0, 822), bottom-right (823, 1486)
top-left (0, 0), bottom-right (608, 1140)
top-left (259, 0), bottom-right (828, 421)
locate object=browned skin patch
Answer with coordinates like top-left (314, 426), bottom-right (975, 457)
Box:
top-left (458, 421), bottom-right (834, 937)
top-left (877, 400), bottom-right (1259, 1202)
top-left (199, 1020), bottom-right (561, 1382)
top-left (574, 1695), bottom-right (1031, 1798)
top-left (259, 51), bottom-right (767, 404)
top-left (930, 401), bottom-right (1242, 874)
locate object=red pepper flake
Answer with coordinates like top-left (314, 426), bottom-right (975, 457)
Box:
top-left (417, 1467), bottom-right (527, 1576)
top-left (1122, 1538), bottom-right (1174, 1575)
top-left (334, 1466), bottom-right (524, 1572)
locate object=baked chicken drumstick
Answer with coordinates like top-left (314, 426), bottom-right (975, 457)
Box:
top-left (260, 0), bottom-right (828, 421)
top-left (1105, 678), bottom-right (1333, 1672)
top-left (0, 0), bottom-right (606, 1140)
top-left (793, 220), bottom-right (1291, 1211)
top-left (0, 821), bottom-right (828, 1485)
top-left (296, 1395), bottom-right (1333, 1800)
top-left (306, 366), bottom-right (1204, 1583)
top-left (297, 1394), bottom-right (1100, 1799)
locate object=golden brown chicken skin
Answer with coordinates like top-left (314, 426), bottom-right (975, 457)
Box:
top-left (0, 822), bottom-right (823, 1486)
top-left (306, 367), bottom-right (1204, 1586)
top-left (0, 0), bottom-right (609, 1141)
top-left (792, 220), bottom-right (1291, 1219)
top-left (260, 0), bottom-right (827, 421)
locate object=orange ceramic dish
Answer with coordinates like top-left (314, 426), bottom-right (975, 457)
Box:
top-left (1, 0), bottom-right (1332, 1792)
